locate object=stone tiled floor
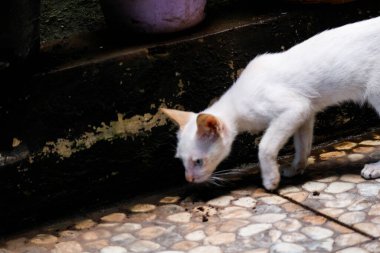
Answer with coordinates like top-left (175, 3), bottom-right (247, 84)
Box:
top-left (2, 129), bottom-right (380, 253)
top-left (280, 132), bottom-right (380, 239)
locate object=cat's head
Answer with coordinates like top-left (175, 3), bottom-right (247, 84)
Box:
top-left (161, 108), bottom-right (233, 183)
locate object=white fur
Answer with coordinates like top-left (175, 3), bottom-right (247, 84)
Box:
top-left (175, 17), bottom-right (380, 190)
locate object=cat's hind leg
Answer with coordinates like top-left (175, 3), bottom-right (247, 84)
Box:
top-left (362, 94), bottom-right (380, 179)
top-left (282, 115), bottom-right (315, 178)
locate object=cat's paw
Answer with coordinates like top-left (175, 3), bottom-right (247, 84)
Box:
top-left (263, 171), bottom-right (281, 191)
top-left (361, 162), bottom-right (380, 179)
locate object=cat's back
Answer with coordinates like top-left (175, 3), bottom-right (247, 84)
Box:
top-left (287, 16), bottom-right (380, 58)
top-left (274, 16), bottom-right (380, 85)
top-left (223, 17), bottom-right (380, 112)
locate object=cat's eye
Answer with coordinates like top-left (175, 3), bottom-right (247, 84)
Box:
top-left (194, 159), bottom-right (203, 167)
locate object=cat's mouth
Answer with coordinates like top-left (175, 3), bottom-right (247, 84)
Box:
top-left (193, 176), bottom-right (209, 183)
top-left (186, 173), bottom-right (211, 184)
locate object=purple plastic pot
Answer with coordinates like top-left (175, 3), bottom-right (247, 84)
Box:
top-left (100, 0), bottom-right (207, 34)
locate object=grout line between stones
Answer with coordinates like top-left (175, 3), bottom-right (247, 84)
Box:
top-left (276, 192), bottom-right (377, 240)
top-left (342, 238), bottom-right (379, 252)
top-left (334, 237), bottom-right (378, 252)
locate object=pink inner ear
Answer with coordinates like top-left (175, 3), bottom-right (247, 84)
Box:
top-left (197, 114), bottom-right (220, 138)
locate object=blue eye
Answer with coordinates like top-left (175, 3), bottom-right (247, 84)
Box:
top-left (194, 159), bottom-right (203, 167)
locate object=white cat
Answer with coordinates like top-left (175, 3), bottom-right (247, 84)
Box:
top-left (162, 16), bottom-right (380, 190)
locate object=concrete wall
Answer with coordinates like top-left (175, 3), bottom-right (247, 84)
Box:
top-left (40, 0), bottom-right (238, 42)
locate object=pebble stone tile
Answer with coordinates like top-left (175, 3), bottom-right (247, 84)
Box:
top-left (280, 131), bottom-right (380, 238)
top-left (0, 188), bottom-right (372, 253)
top-left (2, 130), bottom-right (380, 252)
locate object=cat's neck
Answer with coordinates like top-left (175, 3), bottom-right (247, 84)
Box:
top-left (202, 95), bottom-right (241, 137)
top-left (203, 84), bottom-right (269, 135)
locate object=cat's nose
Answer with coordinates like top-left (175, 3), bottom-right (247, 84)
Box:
top-left (185, 172), bottom-right (195, 183)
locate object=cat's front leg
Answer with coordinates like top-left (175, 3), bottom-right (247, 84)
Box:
top-left (282, 115), bottom-right (315, 178)
top-left (361, 161), bottom-right (380, 179)
top-left (259, 108), bottom-right (311, 190)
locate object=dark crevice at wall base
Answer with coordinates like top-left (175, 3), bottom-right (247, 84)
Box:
top-left (0, 0), bottom-right (379, 237)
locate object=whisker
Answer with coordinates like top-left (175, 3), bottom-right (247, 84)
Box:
top-left (208, 176), bottom-right (226, 186)
top-left (213, 164), bottom-right (259, 177)
top-left (208, 174), bottom-right (236, 187)
top-left (211, 181), bottom-right (222, 187)
top-left (213, 169), bottom-right (248, 176)
top-left (207, 178), bottom-right (222, 187)
top-left (211, 176), bottom-right (228, 182)
top-left (213, 169), bottom-right (237, 175)
top-left (214, 171), bottom-right (240, 176)
top-left (213, 172), bottom-right (240, 178)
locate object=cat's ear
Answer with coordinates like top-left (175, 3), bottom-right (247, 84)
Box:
top-left (161, 108), bottom-right (192, 129)
top-left (196, 113), bottom-right (222, 139)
